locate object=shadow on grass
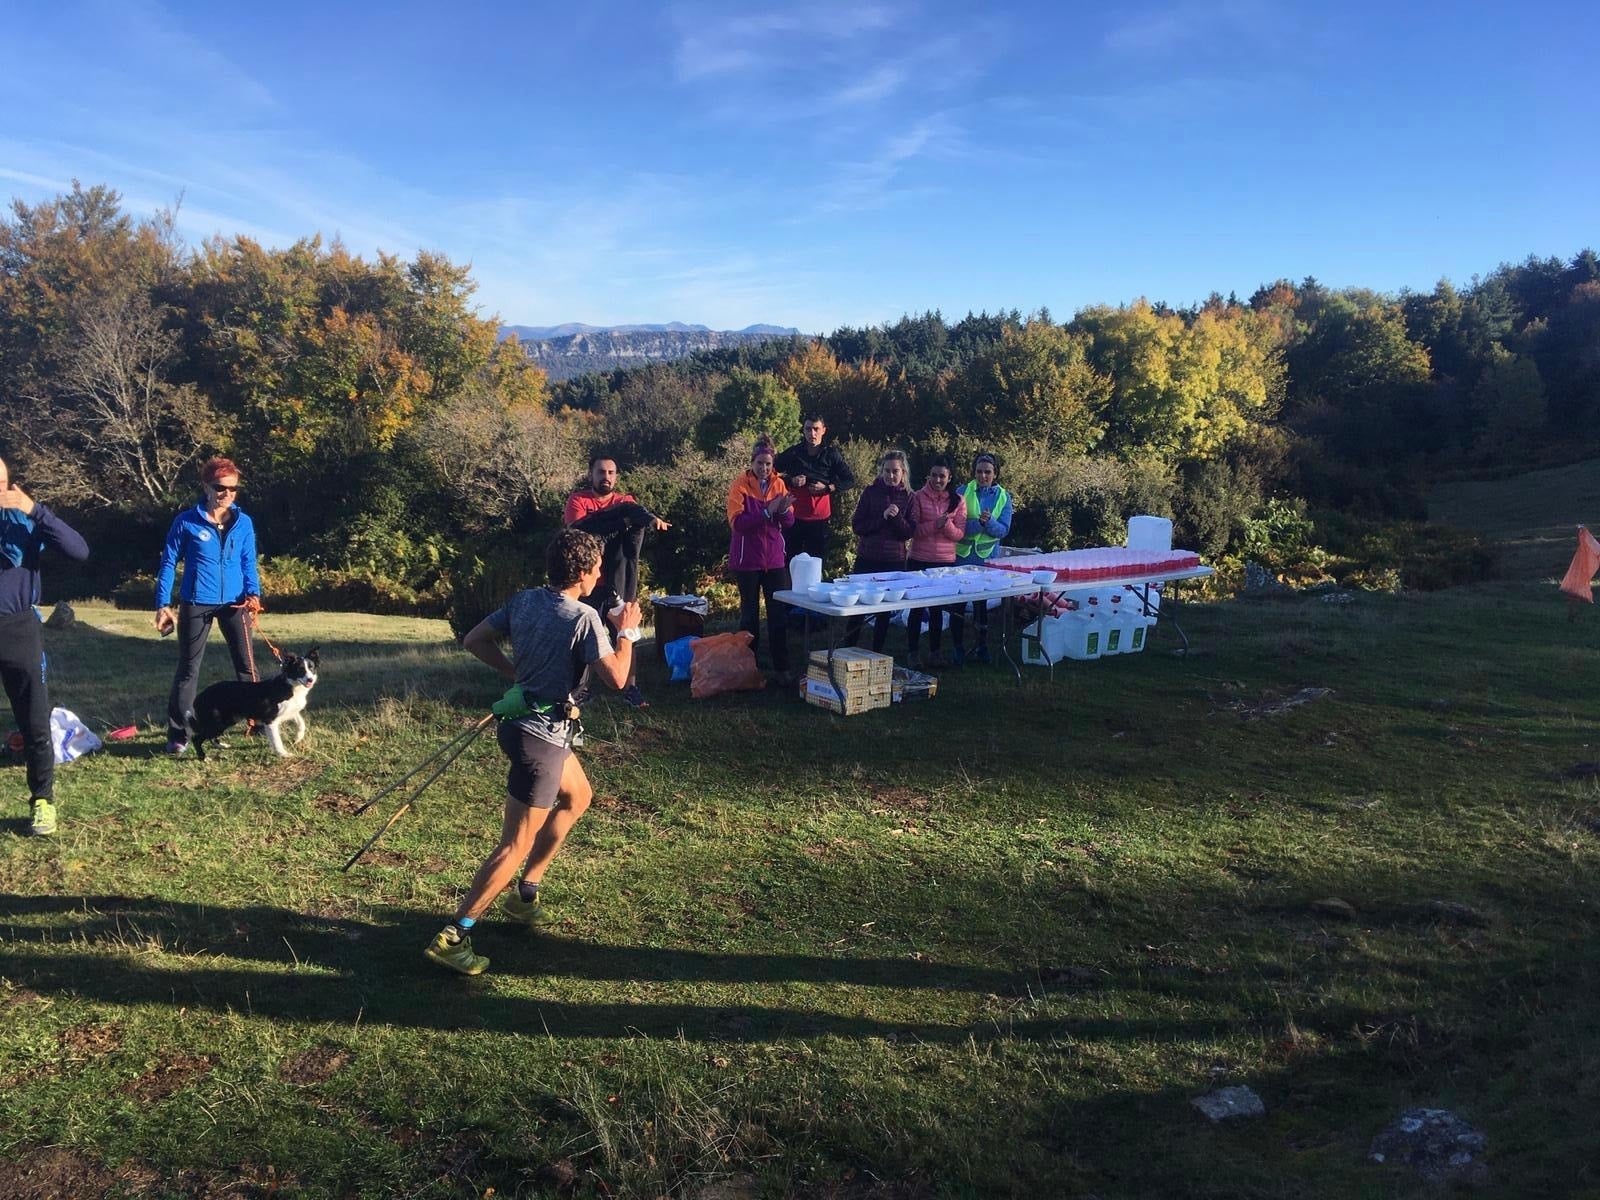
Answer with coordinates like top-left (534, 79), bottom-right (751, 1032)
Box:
top-left (0, 893), bottom-right (1154, 1045)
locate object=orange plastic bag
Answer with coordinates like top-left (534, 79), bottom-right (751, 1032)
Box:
top-left (689, 631), bottom-right (767, 699)
top-left (1560, 526), bottom-right (1600, 603)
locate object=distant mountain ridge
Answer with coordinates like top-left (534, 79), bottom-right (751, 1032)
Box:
top-left (501, 321), bottom-right (797, 341)
top-left (499, 321), bottom-right (802, 381)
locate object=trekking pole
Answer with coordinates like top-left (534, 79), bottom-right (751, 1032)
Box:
top-left (349, 714), bottom-right (495, 817)
top-left (341, 714), bottom-right (496, 872)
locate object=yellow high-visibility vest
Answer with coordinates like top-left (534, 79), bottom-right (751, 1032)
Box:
top-left (956, 481), bottom-right (1008, 560)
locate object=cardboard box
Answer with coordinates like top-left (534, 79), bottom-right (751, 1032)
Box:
top-left (801, 676), bottom-right (892, 715)
top-left (808, 647), bottom-right (893, 685)
top-left (891, 666), bottom-right (938, 703)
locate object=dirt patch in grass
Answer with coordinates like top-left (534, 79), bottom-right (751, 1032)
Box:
top-left (601, 792), bottom-right (660, 820)
top-left (313, 790), bottom-right (367, 815)
top-left (0, 987), bottom-right (44, 1011)
top-left (869, 785), bottom-right (931, 812)
top-left (120, 1052), bottom-right (216, 1103)
top-left (165, 1163), bottom-right (300, 1198)
top-left (59, 1022), bottom-right (123, 1060)
top-left (278, 1043), bottom-right (352, 1085)
top-left (358, 849), bottom-right (408, 869)
top-left (0, 1146), bottom-right (113, 1200)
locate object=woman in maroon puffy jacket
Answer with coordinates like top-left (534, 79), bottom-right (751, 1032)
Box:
top-left (847, 449), bottom-right (914, 652)
top-left (726, 436), bottom-right (796, 683)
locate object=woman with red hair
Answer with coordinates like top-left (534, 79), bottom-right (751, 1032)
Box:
top-left (154, 457), bottom-right (262, 754)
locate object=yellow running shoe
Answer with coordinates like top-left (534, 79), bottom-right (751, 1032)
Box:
top-left (423, 927), bottom-right (489, 976)
top-left (500, 887), bottom-right (554, 928)
top-left (29, 797), bottom-right (57, 837)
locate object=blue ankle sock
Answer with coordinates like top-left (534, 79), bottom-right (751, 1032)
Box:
top-left (518, 881), bottom-right (539, 902)
top-left (455, 916), bottom-right (476, 931)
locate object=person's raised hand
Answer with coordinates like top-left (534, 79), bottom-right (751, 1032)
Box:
top-left (609, 601), bottom-right (643, 632)
top-left (0, 483), bottom-right (35, 513)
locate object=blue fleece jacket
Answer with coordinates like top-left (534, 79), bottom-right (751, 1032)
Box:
top-left (0, 502), bottom-right (90, 615)
top-left (956, 483), bottom-right (1013, 565)
top-left (155, 503), bottom-right (260, 609)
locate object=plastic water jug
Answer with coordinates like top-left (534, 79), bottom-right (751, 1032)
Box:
top-left (790, 553), bottom-right (823, 592)
top-left (1127, 515), bottom-right (1173, 551)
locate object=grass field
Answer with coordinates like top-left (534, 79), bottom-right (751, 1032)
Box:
top-left (1428, 456), bottom-right (1600, 580)
top-left (3, 476), bottom-right (1599, 1198)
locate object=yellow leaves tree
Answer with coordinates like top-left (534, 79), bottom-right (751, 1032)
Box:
top-left (1073, 301), bottom-right (1284, 460)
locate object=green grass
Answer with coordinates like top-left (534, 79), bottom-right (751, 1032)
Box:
top-left (1429, 456), bottom-right (1600, 579)
top-left (4, 517), bottom-right (1600, 1195)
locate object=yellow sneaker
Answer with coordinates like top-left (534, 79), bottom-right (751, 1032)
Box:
top-left (29, 797), bottom-right (57, 837)
top-left (500, 887), bottom-right (554, 927)
top-left (423, 927), bottom-right (489, 976)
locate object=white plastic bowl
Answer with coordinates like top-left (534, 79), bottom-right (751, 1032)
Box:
top-left (807, 582), bottom-right (832, 598)
top-left (1031, 568), bottom-right (1059, 584)
top-left (830, 590), bottom-right (861, 607)
top-left (860, 586), bottom-right (887, 604)
top-left (880, 586), bottom-right (906, 602)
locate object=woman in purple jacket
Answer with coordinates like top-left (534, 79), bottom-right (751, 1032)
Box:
top-left (847, 449), bottom-right (914, 653)
top-left (726, 436), bottom-right (796, 684)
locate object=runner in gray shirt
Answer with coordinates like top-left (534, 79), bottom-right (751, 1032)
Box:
top-left (424, 527), bottom-right (642, 976)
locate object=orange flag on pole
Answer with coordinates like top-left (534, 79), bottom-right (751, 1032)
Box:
top-left (1560, 526), bottom-right (1600, 603)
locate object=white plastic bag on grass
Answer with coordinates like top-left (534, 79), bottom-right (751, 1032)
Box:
top-left (50, 707), bottom-right (102, 764)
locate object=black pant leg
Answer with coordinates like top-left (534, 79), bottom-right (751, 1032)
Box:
top-left (762, 567), bottom-right (790, 671)
top-left (0, 611), bottom-right (53, 800)
top-left (736, 571), bottom-right (763, 657)
top-left (167, 603), bottom-right (218, 738)
top-left (216, 605), bottom-right (256, 681)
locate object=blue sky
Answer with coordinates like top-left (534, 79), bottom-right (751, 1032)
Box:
top-left (3, 1), bottom-right (1595, 332)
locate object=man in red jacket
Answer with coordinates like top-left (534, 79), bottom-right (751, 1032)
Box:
top-left (562, 455), bottom-right (669, 707)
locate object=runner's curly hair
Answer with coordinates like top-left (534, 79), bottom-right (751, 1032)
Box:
top-left (546, 528), bottom-right (605, 590)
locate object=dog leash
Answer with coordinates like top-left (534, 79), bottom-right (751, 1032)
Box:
top-left (231, 598), bottom-right (283, 681)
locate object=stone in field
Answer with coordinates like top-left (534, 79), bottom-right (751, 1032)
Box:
top-left (1368, 1107), bottom-right (1488, 1186)
top-left (1191, 1085), bottom-right (1266, 1121)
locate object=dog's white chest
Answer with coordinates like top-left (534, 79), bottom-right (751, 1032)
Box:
top-left (272, 685), bottom-right (311, 722)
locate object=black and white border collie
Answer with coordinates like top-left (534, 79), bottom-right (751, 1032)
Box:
top-left (185, 648), bottom-right (320, 761)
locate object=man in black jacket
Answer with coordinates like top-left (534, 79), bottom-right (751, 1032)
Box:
top-left (0, 455), bottom-right (90, 837)
top-left (774, 414), bottom-right (856, 564)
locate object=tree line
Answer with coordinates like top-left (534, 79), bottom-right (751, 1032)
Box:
top-left (3, 182), bottom-right (1594, 611)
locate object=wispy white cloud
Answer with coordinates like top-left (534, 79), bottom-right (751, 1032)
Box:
top-left (816, 115), bottom-right (960, 213)
top-left (671, 4), bottom-right (901, 81)
top-left (1104, 0), bottom-right (1285, 56)
top-left (95, 0), bottom-right (276, 111)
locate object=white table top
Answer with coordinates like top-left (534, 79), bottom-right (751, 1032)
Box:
top-left (774, 564), bottom-right (1213, 619)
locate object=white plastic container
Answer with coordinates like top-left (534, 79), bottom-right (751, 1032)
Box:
top-left (1126, 515), bottom-right (1173, 551)
top-left (790, 553), bottom-right (823, 592)
top-left (1024, 612), bottom-right (1104, 664)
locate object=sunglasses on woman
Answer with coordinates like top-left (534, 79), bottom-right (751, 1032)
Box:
top-left (207, 483), bottom-right (240, 494)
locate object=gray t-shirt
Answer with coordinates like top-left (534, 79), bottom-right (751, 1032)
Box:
top-left (486, 588), bottom-right (614, 745)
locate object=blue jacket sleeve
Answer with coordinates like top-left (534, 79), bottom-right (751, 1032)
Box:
top-left (983, 490), bottom-right (1013, 539)
top-left (241, 516), bottom-right (261, 598)
top-left (31, 504), bottom-right (90, 563)
top-left (155, 514), bottom-right (184, 608)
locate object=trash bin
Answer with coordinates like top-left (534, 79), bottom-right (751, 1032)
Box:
top-left (650, 594), bottom-right (709, 661)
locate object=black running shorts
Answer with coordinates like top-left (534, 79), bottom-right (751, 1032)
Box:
top-left (496, 721), bottom-right (570, 810)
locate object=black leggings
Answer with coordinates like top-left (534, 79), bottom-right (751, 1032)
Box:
top-left (736, 567), bottom-right (790, 671)
top-left (844, 555), bottom-right (905, 652)
top-left (949, 599), bottom-right (990, 648)
top-left (905, 558), bottom-right (960, 654)
top-left (167, 601), bottom-right (255, 739)
top-left (0, 609), bottom-right (53, 800)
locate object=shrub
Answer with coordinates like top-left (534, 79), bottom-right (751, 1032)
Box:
top-left (1315, 513), bottom-right (1500, 591)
